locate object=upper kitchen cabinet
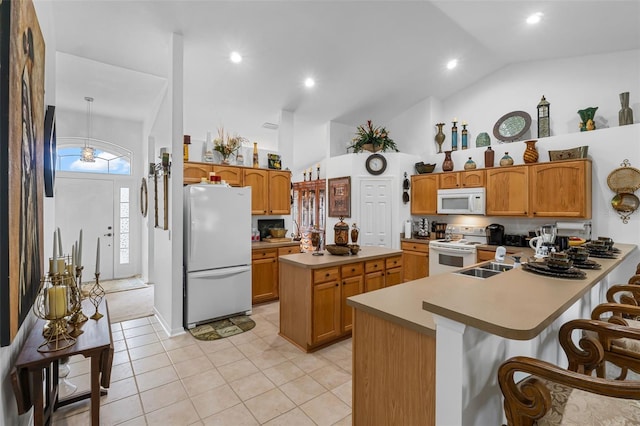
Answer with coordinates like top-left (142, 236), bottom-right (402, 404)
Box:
top-left (213, 165), bottom-right (243, 186)
top-left (439, 170), bottom-right (485, 189)
top-left (529, 159), bottom-right (592, 218)
top-left (486, 166), bottom-right (529, 216)
top-left (411, 174), bottom-right (438, 215)
top-left (269, 171), bottom-right (292, 215)
top-left (243, 168), bottom-right (291, 215)
top-left (184, 161), bottom-right (212, 184)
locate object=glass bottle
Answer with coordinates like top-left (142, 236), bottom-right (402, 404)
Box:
top-left (252, 142), bottom-right (259, 168)
top-left (484, 146), bottom-right (495, 168)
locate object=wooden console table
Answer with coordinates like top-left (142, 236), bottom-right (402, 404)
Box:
top-left (13, 298), bottom-right (113, 425)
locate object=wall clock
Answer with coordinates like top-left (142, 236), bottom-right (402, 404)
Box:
top-left (365, 153), bottom-right (387, 175)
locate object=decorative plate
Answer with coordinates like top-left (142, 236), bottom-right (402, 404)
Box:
top-left (523, 262), bottom-right (587, 279)
top-left (607, 160), bottom-right (640, 193)
top-left (572, 259), bottom-right (602, 270)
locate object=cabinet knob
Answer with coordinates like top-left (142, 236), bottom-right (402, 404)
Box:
top-left (326, 273), bottom-right (330, 277)
top-left (351, 268), bottom-right (355, 272)
top-left (336, 283), bottom-right (339, 287)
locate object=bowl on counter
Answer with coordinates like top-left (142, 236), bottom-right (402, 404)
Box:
top-left (415, 162), bottom-right (436, 174)
top-left (269, 228), bottom-right (288, 238)
top-left (325, 244), bottom-right (351, 256)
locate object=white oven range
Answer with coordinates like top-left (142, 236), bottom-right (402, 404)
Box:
top-left (428, 225), bottom-right (486, 276)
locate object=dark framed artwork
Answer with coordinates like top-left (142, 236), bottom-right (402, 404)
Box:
top-left (328, 176), bottom-right (351, 218)
top-left (0, 0), bottom-right (45, 346)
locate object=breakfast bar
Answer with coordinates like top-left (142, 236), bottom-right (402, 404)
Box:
top-left (347, 243), bottom-right (639, 426)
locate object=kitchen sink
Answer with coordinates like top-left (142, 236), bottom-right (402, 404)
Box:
top-left (455, 261), bottom-right (513, 279)
top-left (479, 262), bottom-right (513, 272)
top-left (457, 268), bottom-right (500, 279)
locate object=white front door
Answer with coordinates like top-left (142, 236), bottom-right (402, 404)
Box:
top-left (359, 179), bottom-right (392, 247)
top-left (54, 176), bottom-right (118, 279)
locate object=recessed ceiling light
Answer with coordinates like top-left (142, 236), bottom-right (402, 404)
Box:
top-left (446, 59), bottom-right (458, 70)
top-left (526, 12), bottom-right (543, 25)
top-left (230, 51), bottom-right (242, 64)
top-left (304, 77), bottom-right (315, 88)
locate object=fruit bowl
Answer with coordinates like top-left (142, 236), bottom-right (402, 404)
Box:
top-left (269, 228), bottom-right (288, 238)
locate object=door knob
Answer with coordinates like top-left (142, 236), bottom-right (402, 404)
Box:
top-left (104, 233), bottom-right (113, 237)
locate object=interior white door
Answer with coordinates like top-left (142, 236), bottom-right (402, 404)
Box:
top-left (55, 176), bottom-right (115, 280)
top-left (360, 179), bottom-right (392, 247)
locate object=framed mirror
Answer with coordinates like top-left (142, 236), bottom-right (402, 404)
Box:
top-left (493, 111), bottom-right (531, 142)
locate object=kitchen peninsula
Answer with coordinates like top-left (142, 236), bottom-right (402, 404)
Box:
top-left (278, 247), bottom-right (403, 352)
top-left (347, 243), bottom-right (638, 426)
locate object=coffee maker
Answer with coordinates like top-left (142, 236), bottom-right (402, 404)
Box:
top-left (485, 224), bottom-right (505, 245)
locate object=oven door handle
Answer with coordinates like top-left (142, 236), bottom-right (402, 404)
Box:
top-left (430, 246), bottom-right (476, 255)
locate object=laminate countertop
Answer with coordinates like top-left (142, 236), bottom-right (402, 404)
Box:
top-left (251, 240), bottom-right (301, 250)
top-left (278, 246), bottom-right (402, 269)
top-left (347, 243), bottom-right (638, 340)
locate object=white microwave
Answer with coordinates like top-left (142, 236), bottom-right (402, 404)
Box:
top-left (437, 187), bottom-right (486, 215)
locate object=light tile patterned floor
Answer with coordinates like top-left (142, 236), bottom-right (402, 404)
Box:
top-left (52, 301), bottom-right (352, 425)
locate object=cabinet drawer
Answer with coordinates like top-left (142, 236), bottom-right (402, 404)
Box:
top-left (278, 245), bottom-right (301, 256)
top-left (365, 259), bottom-right (384, 274)
top-left (313, 267), bottom-right (340, 284)
top-left (401, 241), bottom-right (429, 253)
top-left (341, 263), bottom-right (364, 278)
top-left (385, 256), bottom-right (403, 269)
top-left (252, 249), bottom-right (278, 260)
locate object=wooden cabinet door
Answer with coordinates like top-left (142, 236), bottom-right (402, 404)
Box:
top-left (251, 250), bottom-right (278, 304)
top-left (486, 166), bottom-right (529, 216)
top-left (460, 170), bottom-right (485, 188)
top-left (411, 175), bottom-right (438, 215)
top-left (213, 165), bottom-right (243, 187)
top-left (529, 160), bottom-right (591, 218)
top-left (312, 280), bottom-right (341, 344)
top-left (476, 249), bottom-right (495, 262)
top-left (364, 271), bottom-right (384, 292)
top-left (269, 171), bottom-right (292, 215)
top-left (341, 275), bottom-right (363, 333)
top-left (244, 169), bottom-right (269, 215)
top-left (439, 172), bottom-right (460, 189)
top-left (184, 162), bottom-right (212, 185)
top-left (402, 241), bottom-right (429, 281)
top-left (385, 267), bottom-right (403, 287)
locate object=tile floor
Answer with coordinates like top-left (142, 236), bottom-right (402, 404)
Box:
top-left (52, 301), bottom-right (353, 425)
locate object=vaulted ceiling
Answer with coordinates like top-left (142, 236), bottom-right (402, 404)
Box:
top-left (49, 1), bottom-right (640, 142)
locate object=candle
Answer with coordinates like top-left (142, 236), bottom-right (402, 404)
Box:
top-left (57, 227), bottom-right (63, 255)
top-left (162, 152), bottom-right (170, 167)
top-left (95, 237), bottom-right (100, 275)
top-left (453, 117), bottom-right (457, 123)
top-left (72, 243), bottom-right (76, 269)
top-left (78, 229), bottom-right (83, 267)
top-left (52, 231), bottom-right (58, 273)
top-left (48, 286), bottom-right (67, 318)
top-left (462, 121), bottom-right (467, 126)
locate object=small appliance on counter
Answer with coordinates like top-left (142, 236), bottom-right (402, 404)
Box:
top-left (504, 234), bottom-right (528, 247)
top-left (485, 223), bottom-right (505, 245)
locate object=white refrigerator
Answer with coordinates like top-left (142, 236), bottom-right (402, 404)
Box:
top-left (183, 184), bottom-right (252, 329)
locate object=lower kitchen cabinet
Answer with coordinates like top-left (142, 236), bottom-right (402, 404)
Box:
top-left (279, 250), bottom-right (402, 352)
top-left (251, 248), bottom-right (278, 304)
top-left (402, 241), bottom-right (429, 281)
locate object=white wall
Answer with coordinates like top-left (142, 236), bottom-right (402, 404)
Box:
top-left (418, 49), bottom-right (640, 281)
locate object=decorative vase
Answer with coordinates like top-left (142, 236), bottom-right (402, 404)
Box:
top-left (522, 140), bottom-right (539, 164)
top-left (334, 217), bottom-right (349, 246)
top-left (442, 150), bottom-right (454, 172)
top-left (451, 121), bottom-right (458, 151)
top-left (484, 146), bottom-right (495, 168)
top-left (253, 142), bottom-right (259, 168)
top-left (500, 152), bottom-right (514, 167)
top-left (476, 132), bottom-right (490, 147)
top-left (362, 143), bottom-right (382, 152)
top-left (351, 223), bottom-right (359, 245)
top-left (464, 157), bottom-right (476, 170)
top-left (619, 92), bottom-right (634, 126)
top-left (221, 156), bottom-right (231, 165)
top-left (434, 123), bottom-right (446, 153)
top-left (577, 107), bottom-right (598, 131)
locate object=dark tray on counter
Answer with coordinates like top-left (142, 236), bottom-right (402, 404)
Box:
top-left (522, 262), bottom-right (587, 279)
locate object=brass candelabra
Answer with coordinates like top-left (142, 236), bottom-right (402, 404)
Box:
top-left (89, 272), bottom-right (105, 320)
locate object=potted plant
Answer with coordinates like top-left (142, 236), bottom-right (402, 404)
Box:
top-left (213, 127), bottom-right (247, 164)
top-left (348, 120), bottom-right (399, 153)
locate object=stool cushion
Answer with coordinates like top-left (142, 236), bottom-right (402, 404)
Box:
top-left (611, 319), bottom-right (640, 353)
top-left (532, 377), bottom-right (640, 425)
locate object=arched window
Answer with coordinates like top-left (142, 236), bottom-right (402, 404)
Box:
top-left (56, 137), bottom-right (132, 175)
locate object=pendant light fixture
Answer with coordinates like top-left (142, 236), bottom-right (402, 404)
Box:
top-left (80, 96), bottom-right (95, 162)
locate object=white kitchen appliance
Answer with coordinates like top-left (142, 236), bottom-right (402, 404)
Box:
top-left (529, 224), bottom-right (557, 259)
top-left (429, 224), bottom-right (486, 275)
top-left (437, 187), bottom-right (486, 215)
top-left (183, 184), bottom-right (252, 329)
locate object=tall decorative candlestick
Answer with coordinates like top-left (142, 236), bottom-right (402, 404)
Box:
top-left (303, 170), bottom-right (307, 181)
top-left (461, 122), bottom-right (468, 150)
top-left (89, 238), bottom-right (104, 320)
top-left (451, 119), bottom-right (458, 151)
top-left (316, 164), bottom-right (320, 180)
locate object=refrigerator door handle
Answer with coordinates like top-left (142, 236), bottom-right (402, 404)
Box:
top-left (189, 265), bottom-right (251, 279)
